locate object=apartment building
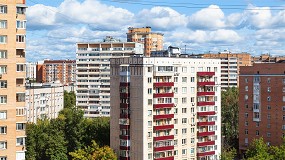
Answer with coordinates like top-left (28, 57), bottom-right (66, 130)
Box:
top-left (0, 1), bottom-right (27, 159)
top-left (76, 38), bottom-right (143, 118)
top-left (251, 53), bottom-right (285, 63)
top-left (110, 56), bottom-right (221, 160)
top-left (239, 63), bottom-right (285, 154)
top-left (127, 26), bottom-right (164, 57)
top-left (26, 62), bottom-right (37, 80)
top-left (203, 51), bottom-right (251, 90)
top-left (25, 82), bottom-right (64, 123)
top-left (36, 60), bottom-right (76, 85)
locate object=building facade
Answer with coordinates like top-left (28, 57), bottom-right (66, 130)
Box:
top-left (26, 62), bottom-right (37, 81)
top-left (36, 60), bottom-right (76, 85)
top-left (25, 82), bottom-right (64, 123)
top-left (110, 57), bottom-right (221, 160)
top-left (239, 63), bottom-right (285, 154)
top-left (0, 1), bottom-right (27, 159)
top-left (127, 26), bottom-right (164, 57)
top-left (203, 51), bottom-right (251, 90)
top-left (76, 40), bottom-right (143, 118)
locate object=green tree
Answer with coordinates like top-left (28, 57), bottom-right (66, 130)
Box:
top-left (220, 147), bottom-right (236, 160)
top-left (246, 138), bottom-right (273, 160)
top-left (64, 91), bottom-right (76, 109)
top-left (70, 141), bottom-right (117, 160)
top-left (269, 138), bottom-right (285, 159)
top-left (221, 87), bottom-right (239, 149)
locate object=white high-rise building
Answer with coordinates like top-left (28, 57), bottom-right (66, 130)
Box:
top-left (76, 37), bottom-right (143, 118)
top-left (26, 62), bottom-right (37, 80)
top-left (110, 56), bottom-right (221, 160)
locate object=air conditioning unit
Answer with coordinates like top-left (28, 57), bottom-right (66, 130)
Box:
top-left (192, 103), bottom-right (195, 106)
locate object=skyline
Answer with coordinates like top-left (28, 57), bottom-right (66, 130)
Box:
top-left (25, 0), bottom-right (285, 61)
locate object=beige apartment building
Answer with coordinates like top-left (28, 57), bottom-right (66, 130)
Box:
top-left (127, 26), bottom-right (164, 57)
top-left (110, 56), bottom-right (221, 160)
top-left (0, 0), bottom-right (27, 159)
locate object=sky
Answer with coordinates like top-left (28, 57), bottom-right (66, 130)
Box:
top-left (25, 0), bottom-right (285, 62)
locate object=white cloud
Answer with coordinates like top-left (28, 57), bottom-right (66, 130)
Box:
top-left (244, 5), bottom-right (273, 29)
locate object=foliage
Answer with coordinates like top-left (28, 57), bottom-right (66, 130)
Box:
top-left (70, 141), bottom-right (117, 160)
top-left (220, 147), bottom-right (237, 160)
top-left (64, 91), bottom-right (76, 109)
top-left (221, 87), bottom-right (239, 149)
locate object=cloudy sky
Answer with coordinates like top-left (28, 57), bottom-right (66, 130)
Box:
top-left (25, 0), bottom-right (285, 62)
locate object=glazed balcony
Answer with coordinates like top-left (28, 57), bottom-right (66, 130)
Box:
top-left (154, 135), bottom-right (174, 141)
top-left (197, 92), bottom-right (215, 96)
top-left (154, 145), bottom-right (174, 152)
top-left (153, 103), bottom-right (174, 109)
top-left (120, 93), bottom-right (129, 98)
top-left (120, 103), bottom-right (129, 109)
top-left (197, 121), bottom-right (215, 126)
top-left (197, 151), bottom-right (215, 157)
top-left (197, 141), bottom-right (215, 147)
top-left (154, 82), bottom-right (174, 87)
top-left (197, 131), bottom-right (215, 137)
top-left (154, 124), bottom-right (174, 131)
top-left (120, 113), bottom-right (130, 119)
top-left (154, 114), bottom-right (174, 120)
top-left (197, 102), bottom-right (215, 106)
top-left (120, 82), bottom-right (130, 87)
top-left (197, 81), bottom-right (215, 86)
top-left (197, 72), bottom-right (215, 77)
top-left (120, 125), bottom-right (130, 130)
top-left (119, 135), bottom-right (130, 140)
top-left (154, 156), bottom-right (174, 160)
top-left (197, 111), bottom-right (216, 116)
top-left (120, 146), bottom-right (130, 150)
top-left (153, 92), bottom-right (174, 98)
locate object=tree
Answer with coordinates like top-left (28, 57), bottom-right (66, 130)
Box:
top-left (64, 91), bottom-right (76, 109)
top-left (221, 87), bottom-right (239, 149)
top-left (269, 138), bottom-right (285, 159)
top-left (220, 147), bottom-right (237, 160)
top-left (69, 141), bottom-right (117, 160)
top-left (246, 138), bottom-right (273, 160)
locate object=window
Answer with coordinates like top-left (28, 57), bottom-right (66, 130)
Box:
top-left (182, 118), bottom-right (187, 124)
top-left (0, 65), bottom-right (7, 74)
top-left (283, 106), bottom-right (285, 111)
top-left (174, 119), bottom-right (178, 124)
top-left (245, 95), bottom-right (248, 100)
top-left (0, 81), bottom-right (7, 88)
top-left (16, 108), bottom-right (26, 116)
top-left (0, 20), bottom-right (6, 29)
top-left (0, 96), bottom-right (7, 104)
top-left (147, 88), bottom-right (152, 94)
top-left (245, 121), bottom-right (248, 126)
top-left (147, 77), bottom-right (152, 83)
top-left (182, 97), bottom-right (187, 103)
top-left (16, 93), bottom-right (25, 102)
top-left (17, 7), bottom-right (26, 14)
top-left (267, 78), bottom-right (271, 83)
top-left (245, 104), bottom-right (248, 108)
top-left (182, 149), bottom-right (187, 155)
top-left (245, 129), bottom-right (248, 135)
top-left (0, 156), bottom-right (6, 160)
top-left (267, 96), bottom-right (271, 102)
top-left (16, 20), bottom-right (26, 29)
top-left (267, 87), bottom-right (271, 92)
top-left (283, 125), bottom-right (285, 130)
top-left (0, 126), bottom-right (6, 134)
top-left (0, 35), bottom-right (7, 43)
top-left (182, 77), bottom-right (187, 82)
top-left (190, 87), bottom-right (194, 93)
top-left (245, 78), bottom-right (248, 83)
top-left (0, 6), bottom-right (7, 14)
top-left (191, 67), bottom-right (195, 73)
top-left (148, 110), bottom-right (152, 116)
top-left (147, 67), bottom-right (152, 72)
top-left (182, 108), bottom-right (187, 113)
top-left (16, 137), bottom-right (26, 146)
top-left (245, 86), bottom-right (248, 91)
top-left (191, 128), bottom-right (194, 133)
top-left (148, 99), bottom-right (152, 105)
top-left (182, 87), bottom-right (187, 94)
top-left (148, 132), bottom-right (152, 137)
top-left (190, 77), bottom-right (194, 82)
top-left (267, 105), bottom-right (271, 110)
top-left (0, 50), bottom-right (6, 58)
top-left (182, 128), bottom-right (187, 134)
top-left (148, 153), bottom-right (152, 160)
top-left (174, 108), bottom-right (178, 114)
top-left (256, 130), bottom-right (259, 136)
top-left (283, 96), bottom-right (285, 102)
top-left (174, 140), bottom-right (177, 146)
top-left (148, 142), bottom-right (152, 149)
top-left (267, 132), bottom-right (271, 137)
top-left (267, 114), bottom-right (271, 120)
top-left (245, 112), bottom-right (248, 118)
top-left (16, 123), bottom-right (25, 130)
top-left (174, 129), bottom-right (178, 135)
top-left (182, 67), bottom-right (187, 72)
top-left (0, 141), bottom-right (7, 149)
top-left (174, 150), bottom-right (178, 155)
top-left (16, 35), bottom-right (25, 42)
top-left (182, 138), bottom-right (187, 145)
top-left (17, 64), bottom-right (25, 72)
top-left (214, 67), bottom-right (217, 72)
top-left (174, 77), bottom-right (178, 82)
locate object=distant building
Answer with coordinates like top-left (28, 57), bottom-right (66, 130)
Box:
top-left (36, 60), bottom-right (76, 85)
top-left (76, 37), bottom-right (143, 118)
top-left (26, 62), bottom-right (37, 80)
top-left (110, 56), bottom-right (221, 160)
top-left (251, 53), bottom-right (285, 63)
top-left (202, 51), bottom-right (251, 90)
top-left (239, 62), bottom-right (285, 155)
top-left (127, 26), bottom-right (164, 57)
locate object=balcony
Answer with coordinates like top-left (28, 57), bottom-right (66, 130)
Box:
top-left (120, 93), bottom-right (129, 98)
top-left (120, 157), bottom-right (130, 160)
top-left (197, 72), bottom-right (215, 77)
top-left (120, 125), bottom-right (130, 130)
top-left (154, 145), bottom-right (174, 152)
top-left (153, 103), bottom-right (174, 109)
top-left (197, 92), bottom-right (215, 96)
top-left (154, 156), bottom-right (174, 160)
top-left (154, 135), bottom-right (174, 141)
top-left (119, 135), bottom-right (130, 140)
top-left (197, 121), bottom-right (215, 126)
top-left (154, 114), bottom-right (174, 120)
top-left (197, 131), bottom-right (215, 137)
top-left (120, 82), bottom-right (130, 87)
top-left (197, 81), bottom-right (215, 86)
top-left (120, 114), bottom-right (130, 119)
top-left (197, 102), bottom-right (215, 106)
top-left (197, 111), bottom-right (216, 116)
top-left (153, 92), bottom-right (174, 98)
top-left (197, 151), bottom-right (215, 157)
top-left (154, 82), bottom-right (174, 87)
top-left (120, 103), bottom-right (129, 108)
top-left (154, 124), bottom-right (174, 131)
top-left (120, 146), bottom-right (130, 150)
top-left (197, 141), bottom-right (215, 147)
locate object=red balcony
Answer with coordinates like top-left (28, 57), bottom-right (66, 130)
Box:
top-left (154, 114), bottom-right (174, 120)
top-left (197, 92), bottom-right (215, 96)
top-left (120, 125), bottom-right (130, 129)
top-left (120, 93), bottom-right (129, 98)
top-left (197, 111), bottom-right (216, 116)
top-left (154, 92), bottom-right (174, 98)
top-left (197, 141), bottom-right (215, 147)
top-left (120, 103), bottom-right (129, 109)
top-left (197, 121), bottom-right (215, 126)
top-left (153, 103), bottom-right (174, 109)
top-left (154, 145), bottom-right (174, 152)
top-left (197, 81), bottom-right (215, 86)
top-left (120, 157), bottom-right (130, 160)
top-left (197, 72), bottom-right (215, 77)
top-left (119, 135), bottom-right (130, 140)
top-left (120, 82), bottom-right (130, 87)
top-left (154, 135), bottom-right (174, 141)
top-left (154, 124), bottom-right (174, 131)
top-left (197, 102), bottom-right (215, 106)
top-left (197, 131), bottom-right (215, 137)
top-left (154, 82), bottom-right (174, 87)
top-left (120, 114), bottom-right (130, 119)
top-left (154, 156), bottom-right (174, 160)
top-left (197, 151), bottom-right (215, 157)
top-left (120, 146), bottom-right (130, 150)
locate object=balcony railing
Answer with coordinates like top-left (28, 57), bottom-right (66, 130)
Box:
top-left (197, 151), bottom-right (215, 157)
top-left (154, 114), bottom-right (174, 120)
top-left (154, 156), bottom-right (174, 160)
top-left (154, 145), bottom-right (174, 152)
top-left (197, 131), bottom-right (215, 137)
top-left (153, 92), bottom-right (174, 98)
top-left (154, 135), bottom-right (174, 141)
top-left (153, 124), bottom-right (174, 131)
top-left (120, 103), bottom-right (129, 108)
top-left (197, 102), bottom-right (215, 106)
top-left (197, 141), bottom-right (215, 147)
top-left (197, 72), bottom-right (215, 77)
top-left (153, 103), bottom-right (174, 109)
top-left (197, 92), bottom-right (215, 96)
top-left (197, 111), bottom-right (216, 116)
top-left (154, 82), bottom-right (174, 87)
top-left (197, 81), bottom-right (215, 86)
top-left (197, 121), bottom-right (215, 126)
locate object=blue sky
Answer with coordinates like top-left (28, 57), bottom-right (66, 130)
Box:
top-left (25, 0), bottom-right (285, 61)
